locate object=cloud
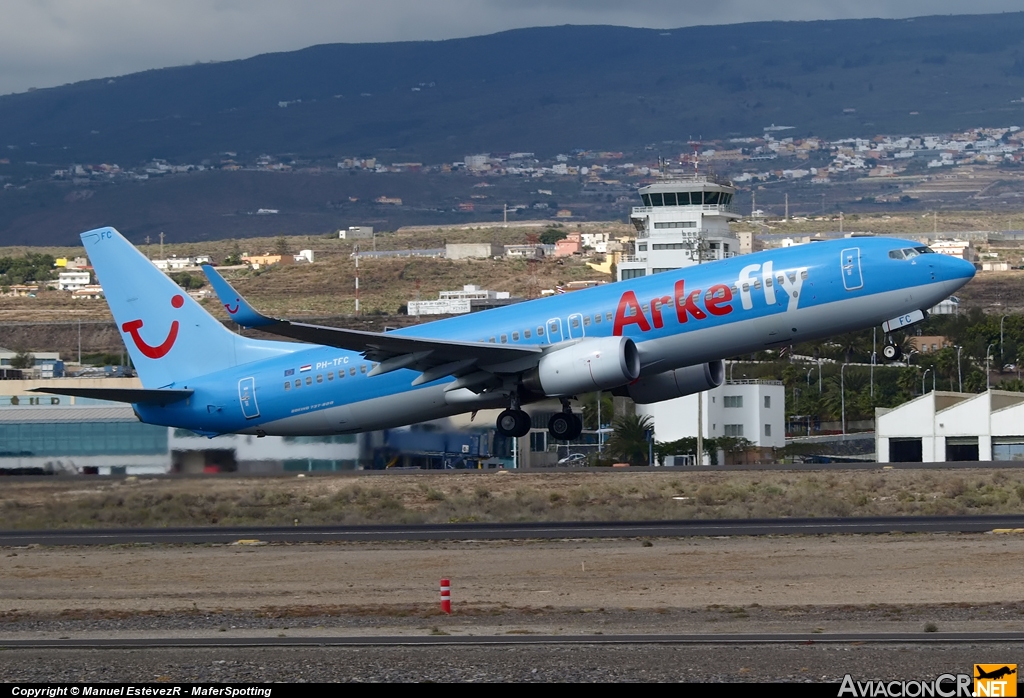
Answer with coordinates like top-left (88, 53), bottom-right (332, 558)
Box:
top-left (0, 0), bottom-right (1019, 95)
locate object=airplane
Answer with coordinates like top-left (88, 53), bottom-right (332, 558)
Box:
top-left (33, 227), bottom-right (975, 442)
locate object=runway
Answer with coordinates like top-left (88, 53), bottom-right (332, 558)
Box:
top-left (3, 514), bottom-right (1024, 546)
top-left (3, 631), bottom-right (1024, 649)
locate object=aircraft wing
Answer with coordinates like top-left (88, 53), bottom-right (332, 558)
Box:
top-left (201, 265), bottom-right (541, 386)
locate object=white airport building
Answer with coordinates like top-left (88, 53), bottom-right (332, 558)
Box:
top-left (877, 389), bottom-right (1024, 462)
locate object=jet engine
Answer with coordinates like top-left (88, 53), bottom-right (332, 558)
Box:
top-left (614, 361), bottom-right (725, 404)
top-left (523, 336), bottom-right (640, 397)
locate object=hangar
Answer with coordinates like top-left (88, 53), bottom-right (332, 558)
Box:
top-left (876, 389), bottom-right (1024, 463)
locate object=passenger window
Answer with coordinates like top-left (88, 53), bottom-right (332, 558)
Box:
top-left (753, 280), bottom-right (761, 290)
top-left (305, 376), bottom-right (312, 385)
top-left (583, 315), bottom-right (591, 326)
top-left (284, 382), bottom-right (290, 390)
top-left (570, 317), bottom-right (579, 328)
top-left (594, 314), bottom-right (602, 324)
top-left (549, 321), bottom-right (559, 333)
top-left (489, 337), bottom-right (496, 343)
top-left (524, 329), bottom-right (532, 339)
top-left (349, 367), bottom-right (356, 376)
top-left (641, 303), bottom-right (649, 313)
top-left (360, 365), bottom-right (367, 374)
top-left (500, 334), bottom-right (508, 343)
top-left (765, 278), bottom-right (773, 287)
top-left (537, 327), bottom-right (544, 336)
top-left (328, 372), bottom-right (334, 381)
top-left (316, 374), bottom-right (323, 383)
top-left (605, 312), bottom-right (613, 321)
top-left (800, 270), bottom-right (808, 279)
top-left (295, 379), bottom-right (301, 388)
top-left (512, 331), bottom-right (520, 341)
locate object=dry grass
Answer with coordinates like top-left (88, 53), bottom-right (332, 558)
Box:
top-left (2, 469), bottom-right (1023, 530)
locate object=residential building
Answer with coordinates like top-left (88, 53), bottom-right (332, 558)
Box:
top-left (339, 226), bottom-right (373, 240)
top-left (241, 254), bottom-right (293, 269)
top-left (57, 270), bottom-right (91, 291)
top-left (445, 243), bottom-right (504, 260)
top-left (407, 285), bottom-right (520, 315)
top-left (638, 379), bottom-right (785, 463)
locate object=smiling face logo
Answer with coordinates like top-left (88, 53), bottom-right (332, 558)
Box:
top-left (224, 297), bottom-right (241, 315)
top-left (121, 294), bottom-right (183, 359)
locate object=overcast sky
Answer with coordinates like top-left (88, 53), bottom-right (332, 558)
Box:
top-left (1, 0), bottom-right (1020, 96)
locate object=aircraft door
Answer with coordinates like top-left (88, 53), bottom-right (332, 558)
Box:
top-left (841, 248), bottom-right (864, 291)
top-left (238, 377), bottom-right (260, 419)
top-left (546, 317), bottom-right (564, 343)
top-left (567, 313), bottom-right (585, 339)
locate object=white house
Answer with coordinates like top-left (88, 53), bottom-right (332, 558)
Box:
top-left (57, 270), bottom-right (91, 291)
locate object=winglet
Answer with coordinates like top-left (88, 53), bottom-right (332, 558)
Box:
top-left (201, 265), bottom-right (276, 328)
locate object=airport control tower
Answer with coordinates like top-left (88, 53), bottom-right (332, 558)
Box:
top-left (617, 176), bottom-right (742, 282)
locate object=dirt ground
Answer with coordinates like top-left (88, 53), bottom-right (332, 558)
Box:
top-left (2, 533), bottom-right (1023, 638)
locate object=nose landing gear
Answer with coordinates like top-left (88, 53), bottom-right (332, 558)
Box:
top-left (882, 336), bottom-right (903, 361)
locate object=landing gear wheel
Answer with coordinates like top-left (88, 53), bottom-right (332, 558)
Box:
top-left (548, 412), bottom-right (583, 441)
top-left (496, 409), bottom-right (531, 438)
top-left (882, 343), bottom-right (902, 361)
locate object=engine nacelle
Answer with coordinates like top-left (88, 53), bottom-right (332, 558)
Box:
top-left (524, 336), bottom-right (640, 397)
top-left (615, 361), bottom-right (725, 404)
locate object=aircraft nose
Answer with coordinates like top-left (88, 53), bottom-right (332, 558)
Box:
top-left (939, 254), bottom-right (976, 294)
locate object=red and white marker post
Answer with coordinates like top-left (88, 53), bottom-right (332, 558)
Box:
top-left (440, 578), bottom-right (451, 614)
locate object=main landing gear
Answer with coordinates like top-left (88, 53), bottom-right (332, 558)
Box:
top-left (495, 392), bottom-right (531, 438)
top-left (494, 396), bottom-right (583, 441)
top-left (547, 399), bottom-right (583, 441)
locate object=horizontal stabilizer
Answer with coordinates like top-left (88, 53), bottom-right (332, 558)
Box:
top-left (28, 387), bottom-right (193, 405)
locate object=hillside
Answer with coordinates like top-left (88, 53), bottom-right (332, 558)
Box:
top-left (3, 16), bottom-right (1024, 166)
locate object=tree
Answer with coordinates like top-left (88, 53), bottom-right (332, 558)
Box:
top-left (606, 413), bottom-right (653, 466)
top-left (274, 236), bottom-right (289, 256)
top-left (578, 391), bottom-right (614, 430)
top-left (539, 227), bottom-right (568, 245)
top-left (10, 351), bottom-right (34, 369)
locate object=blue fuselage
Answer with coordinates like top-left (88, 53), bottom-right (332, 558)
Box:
top-left (136, 237), bottom-right (974, 436)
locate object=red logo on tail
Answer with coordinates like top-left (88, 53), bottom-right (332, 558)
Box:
top-left (224, 298), bottom-right (240, 315)
top-left (121, 295), bottom-right (183, 359)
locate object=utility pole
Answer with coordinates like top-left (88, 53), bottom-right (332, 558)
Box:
top-left (839, 211), bottom-right (843, 235)
top-left (933, 211), bottom-right (937, 235)
top-left (159, 232), bottom-right (165, 258)
top-left (354, 244), bottom-right (360, 315)
top-left (784, 193), bottom-right (789, 221)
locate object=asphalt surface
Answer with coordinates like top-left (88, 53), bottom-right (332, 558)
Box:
top-left (1, 644), bottom-right (1020, 683)
top-left (3, 631), bottom-right (1023, 649)
top-left (3, 515), bottom-right (1024, 546)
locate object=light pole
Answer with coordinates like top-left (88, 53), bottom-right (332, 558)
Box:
top-left (807, 368), bottom-right (814, 387)
top-left (818, 360), bottom-right (822, 393)
top-left (922, 368), bottom-right (931, 394)
top-left (1001, 315), bottom-right (1007, 364)
top-left (907, 350), bottom-right (918, 367)
top-left (955, 345), bottom-right (963, 392)
top-left (986, 343), bottom-right (996, 391)
top-left (841, 363), bottom-right (848, 435)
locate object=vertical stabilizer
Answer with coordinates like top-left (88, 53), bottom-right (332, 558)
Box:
top-left (82, 227), bottom-right (294, 388)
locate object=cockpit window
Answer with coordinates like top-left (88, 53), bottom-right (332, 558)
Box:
top-left (890, 246), bottom-right (935, 260)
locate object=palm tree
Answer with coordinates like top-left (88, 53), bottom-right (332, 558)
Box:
top-left (606, 414), bottom-right (653, 466)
